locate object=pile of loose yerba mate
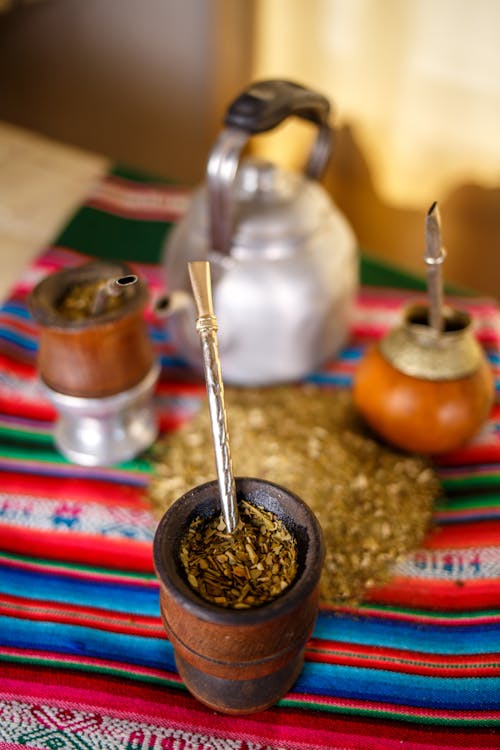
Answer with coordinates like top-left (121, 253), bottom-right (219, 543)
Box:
top-left (148, 386), bottom-right (441, 606)
top-left (179, 500), bottom-right (297, 609)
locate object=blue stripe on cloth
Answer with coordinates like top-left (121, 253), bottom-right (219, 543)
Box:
top-left (437, 511), bottom-right (500, 524)
top-left (0, 461), bottom-right (149, 486)
top-left (0, 303), bottom-right (32, 319)
top-left (337, 346), bottom-right (363, 360)
top-left (3, 570), bottom-right (499, 656)
top-left (2, 613), bottom-right (499, 712)
top-left (313, 611), bottom-right (500, 655)
top-left (0, 567), bottom-right (159, 616)
top-left (294, 661), bottom-right (500, 711)
top-left (158, 354), bottom-right (192, 368)
top-left (148, 328), bottom-right (171, 342)
top-left (306, 373), bottom-right (352, 386)
top-left (0, 615), bottom-right (175, 672)
top-left (0, 330), bottom-right (37, 351)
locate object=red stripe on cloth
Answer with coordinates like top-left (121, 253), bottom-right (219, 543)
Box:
top-left (2, 664), bottom-right (500, 748)
top-left (0, 353), bottom-right (36, 379)
top-left (0, 664), bottom-right (345, 750)
top-left (305, 639), bottom-right (500, 677)
top-left (329, 603), bottom-right (500, 627)
top-left (0, 394), bottom-right (55, 422)
top-left (0, 471), bottom-right (148, 507)
top-left (86, 198), bottom-right (186, 223)
top-left (487, 404), bottom-right (500, 420)
top-left (0, 314), bottom-right (38, 340)
top-left (0, 550), bottom-right (156, 588)
top-left (0, 525), bottom-right (154, 574)
top-left (157, 413), bottom-right (196, 433)
top-left (86, 175), bottom-right (191, 222)
top-left (154, 378), bottom-right (205, 396)
top-left (0, 647), bottom-right (178, 687)
top-left (437, 444), bottom-right (500, 466)
top-left (0, 592), bottom-right (163, 637)
top-left (285, 691), bottom-right (500, 724)
top-left (366, 576), bottom-right (500, 611)
top-left (422, 521), bottom-right (500, 549)
top-left (433, 507), bottom-right (500, 523)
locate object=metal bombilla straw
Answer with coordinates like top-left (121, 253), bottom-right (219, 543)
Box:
top-left (188, 261), bottom-right (240, 534)
top-left (91, 274), bottom-right (139, 316)
top-left (425, 201), bottom-right (446, 335)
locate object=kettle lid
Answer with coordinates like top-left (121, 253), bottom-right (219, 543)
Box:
top-left (181, 156), bottom-right (335, 258)
top-left (227, 157), bottom-right (333, 256)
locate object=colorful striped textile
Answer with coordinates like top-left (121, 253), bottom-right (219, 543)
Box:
top-left (0, 167), bottom-right (499, 750)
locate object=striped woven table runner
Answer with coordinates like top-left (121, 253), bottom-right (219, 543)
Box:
top-left (0, 168), bottom-right (498, 750)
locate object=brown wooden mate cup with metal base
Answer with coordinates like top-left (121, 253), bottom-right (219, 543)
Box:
top-left (153, 477), bottom-right (324, 715)
top-left (29, 260), bottom-right (159, 466)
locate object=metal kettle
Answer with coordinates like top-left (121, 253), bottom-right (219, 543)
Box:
top-left (161, 79), bottom-right (358, 385)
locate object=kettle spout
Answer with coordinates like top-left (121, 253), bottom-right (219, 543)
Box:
top-left (154, 290), bottom-right (192, 318)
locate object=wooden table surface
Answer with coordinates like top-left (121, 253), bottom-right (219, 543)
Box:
top-left (0, 120), bottom-right (108, 300)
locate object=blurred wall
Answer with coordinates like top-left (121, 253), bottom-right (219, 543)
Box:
top-left (323, 125), bottom-right (500, 300)
top-left (0, 0), bottom-right (255, 184)
top-left (251, 0), bottom-right (500, 300)
top-left (1, 0), bottom-right (498, 300)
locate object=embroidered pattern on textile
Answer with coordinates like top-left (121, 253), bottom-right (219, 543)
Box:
top-left (0, 494), bottom-right (156, 541)
top-left (0, 700), bottom-right (285, 750)
top-left (395, 546), bottom-right (500, 580)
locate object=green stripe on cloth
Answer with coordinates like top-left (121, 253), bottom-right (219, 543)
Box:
top-left (0, 424), bottom-right (53, 446)
top-left (0, 650), bottom-right (182, 689)
top-left (111, 164), bottom-right (177, 185)
top-left (0, 549), bottom-right (156, 582)
top-left (56, 165), bottom-right (177, 264)
top-left (360, 252), bottom-right (473, 295)
top-left (442, 475), bottom-right (500, 491)
top-left (279, 697), bottom-right (500, 727)
top-left (435, 495), bottom-right (500, 510)
top-left (56, 207), bottom-right (173, 264)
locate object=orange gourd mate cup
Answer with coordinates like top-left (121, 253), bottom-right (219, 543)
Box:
top-left (353, 304), bottom-right (494, 455)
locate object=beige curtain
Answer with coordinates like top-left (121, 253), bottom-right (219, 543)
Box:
top-left (252, 0), bottom-right (500, 208)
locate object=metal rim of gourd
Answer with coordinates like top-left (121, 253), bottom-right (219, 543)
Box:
top-left (379, 303), bottom-right (484, 380)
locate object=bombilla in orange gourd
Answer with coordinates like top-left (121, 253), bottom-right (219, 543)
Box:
top-left (188, 261), bottom-right (240, 534)
top-left (425, 201), bottom-right (446, 334)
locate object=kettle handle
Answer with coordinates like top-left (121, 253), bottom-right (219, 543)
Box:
top-left (225, 80), bottom-right (329, 130)
top-left (207, 80), bottom-right (333, 254)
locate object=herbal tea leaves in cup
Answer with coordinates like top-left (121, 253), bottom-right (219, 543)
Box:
top-left (179, 500), bottom-right (298, 609)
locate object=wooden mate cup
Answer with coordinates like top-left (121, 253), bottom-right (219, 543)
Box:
top-left (153, 477), bottom-right (324, 714)
top-left (29, 260), bottom-right (159, 465)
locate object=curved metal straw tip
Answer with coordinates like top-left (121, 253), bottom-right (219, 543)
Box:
top-left (424, 200), bottom-right (445, 334)
top-left (92, 274), bottom-right (139, 315)
top-left (425, 201), bottom-right (446, 261)
top-left (110, 274), bottom-right (138, 292)
top-left (427, 200), bottom-right (439, 217)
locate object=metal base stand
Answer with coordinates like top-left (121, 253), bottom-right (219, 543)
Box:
top-left (44, 363), bottom-right (160, 466)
